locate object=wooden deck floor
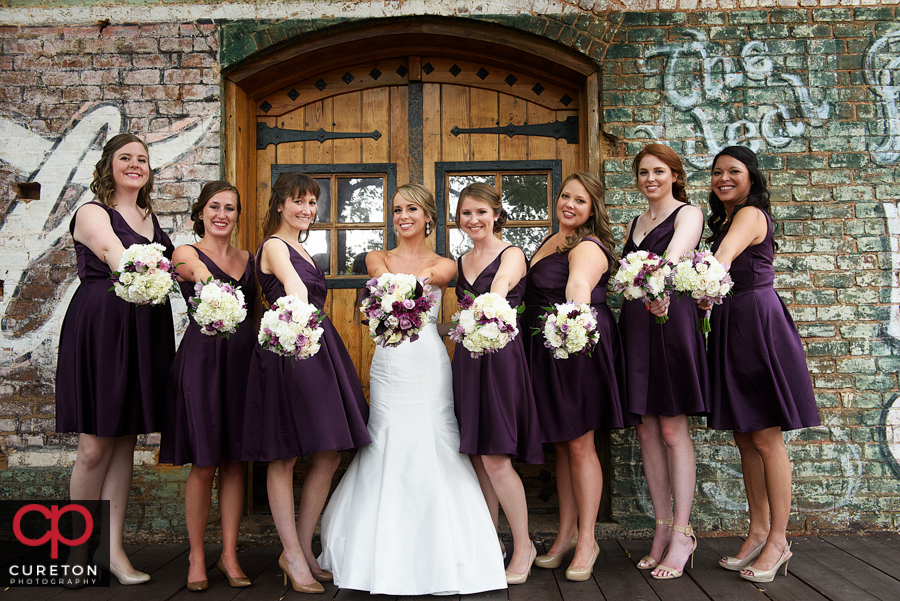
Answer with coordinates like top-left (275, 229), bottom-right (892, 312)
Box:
top-left (5, 534), bottom-right (900, 601)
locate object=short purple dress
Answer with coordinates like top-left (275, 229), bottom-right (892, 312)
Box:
top-left (708, 207), bottom-right (820, 432)
top-left (522, 237), bottom-right (635, 443)
top-left (241, 237), bottom-right (371, 461)
top-left (619, 206), bottom-right (710, 417)
top-left (451, 247), bottom-right (544, 464)
top-left (160, 248), bottom-right (257, 466)
top-left (55, 201), bottom-right (175, 436)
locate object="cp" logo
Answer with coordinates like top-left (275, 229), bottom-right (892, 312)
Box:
top-left (13, 504), bottom-right (94, 559)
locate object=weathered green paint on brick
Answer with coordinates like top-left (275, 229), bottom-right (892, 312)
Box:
top-left (854, 7), bottom-right (896, 21)
top-left (813, 8), bottom-right (854, 22)
top-left (730, 11), bottom-right (769, 25)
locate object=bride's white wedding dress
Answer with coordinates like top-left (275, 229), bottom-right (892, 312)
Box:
top-left (318, 291), bottom-right (507, 595)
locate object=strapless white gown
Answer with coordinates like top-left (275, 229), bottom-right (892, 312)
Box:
top-left (318, 292), bottom-right (507, 595)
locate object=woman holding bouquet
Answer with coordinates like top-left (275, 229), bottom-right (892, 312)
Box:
top-left (619, 144), bottom-right (708, 579)
top-left (159, 181), bottom-right (255, 591)
top-left (55, 133), bottom-right (175, 584)
top-left (522, 173), bottom-right (633, 581)
top-left (702, 147), bottom-right (819, 582)
top-left (242, 173), bottom-right (371, 593)
top-left (450, 183), bottom-right (543, 584)
top-left (319, 184), bottom-right (506, 595)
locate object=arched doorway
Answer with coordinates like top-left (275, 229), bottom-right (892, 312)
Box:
top-left (222, 17), bottom-right (611, 520)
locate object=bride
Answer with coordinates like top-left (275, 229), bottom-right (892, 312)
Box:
top-left (318, 184), bottom-right (508, 595)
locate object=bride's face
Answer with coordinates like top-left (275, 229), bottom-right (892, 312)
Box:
top-left (393, 193), bottom-right (430, 240)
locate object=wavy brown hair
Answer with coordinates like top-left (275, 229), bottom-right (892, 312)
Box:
top-left (555, 172), bottom-right (618, 263)
top-left (455, 182), bottom-right (507, 234)
top-left (632, 143), bottom-right (688, 203)
top-left (90, 133), bottom-right (154, 217)
top-left (191, 181), bottom-right (241, 238)
top-left (706, 146), bottom-right (773, 247)
top-left (261, 173), bottom-right (320, 243)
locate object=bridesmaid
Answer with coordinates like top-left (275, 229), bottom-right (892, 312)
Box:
top-left (450, 183), bottom-right (543, 584)
top-left (522, 173), bottom-right (633, 581)
top-left (701, 147), bottom-right (820, 582)
top-left (160, 181), bottom-right (255, 591)
top-left (55, 133), bottom-right (175, 584)
top-left (241, 172), bottom-right (371, 594)
top-left (619, 144), bottom-right (708, 579)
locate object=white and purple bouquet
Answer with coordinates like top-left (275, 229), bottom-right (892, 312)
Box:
top-left (538, 302), bottom-right (600, 359)
top-left (258, 294), bottom-right (325, 361)
top-left (109, 242), bottom-right (179, 305)
top-left (610, 250), bottom-right (673, 324)
top-left (187, 277), bottom-right (248, 338)
top-left (358, 272), bottom-right (439, 347)
top-left (449, 292), bottom-right (520, 358)
top-left (672, 250), bottom-right (733, 333)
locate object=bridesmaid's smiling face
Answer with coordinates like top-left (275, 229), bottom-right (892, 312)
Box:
top-left (281, 192), bottom-right (317, 231)
top-left (458, 196), bottom-right (496, 242)
top-left (637, 155), bottom-right (676, 202)
top-left (711, 155), bottom-right (752, 212)
top-left (393, 193), bottom-right (430, 239)
top-left (555, 179), bottom-right (592, 230)
top-left (111, 141), bottom-right (150, 193)
top-left (200, 190), bottom-right (239, 239)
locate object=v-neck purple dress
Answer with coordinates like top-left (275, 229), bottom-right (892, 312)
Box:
top-left (451, 246), bottom-right (544, 464)
top-left (708, 207), bottom-right (820, 432)
top-left (241, 237), bottom-right (371, 461)
top-left (160, 247), bottom-right (258, 466)
top-left (619, 205), bottom-right (710, 417)
top-left (56, 201), bottom-right (175, 436)
top-left (522, 237), bottom-right (636, 443)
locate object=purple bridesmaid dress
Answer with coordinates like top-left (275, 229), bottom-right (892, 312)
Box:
top-left (55, 201), bottom-right (175, 436)
top-left (451, 246), bottom-right (544, 464)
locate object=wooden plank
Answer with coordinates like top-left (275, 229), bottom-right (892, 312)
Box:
top-left (555, 110), bottom-right (579, 180)
top-left (526, 102), bottom-right (556, 164)
top-left (362, 87), bottom-right (390, 164)
top-left (224, 79), bottom-right (257, 254)
top-left (276, 104), bottom-right (306, 166)
top-left (331, 288), bottom-right (362, 377)
top-left (823, 535), bottom-right (900, 581)
top-left (687, 537), bottom-right (777, 601)
top-left (868, 532), bottom-right (900, 553)
top-left (391, 85), bottom-right (410, 187)
top-left (441, 84), bottom-right (470, 164)
top-left (359, 325), bottom-right (377, 402)
top-left (470, 87), bottom-right (499, 163)
top-left (623, 538), bottom-right (708, 601)
top-left (230, 546), bottom-right (292, 599)
top-left (498, 93), bottom-right (527, 162)
top-left (422, 83), bottom-right (442, 194)
top-left (255, 142), bottom-right (276, 253)
top-left (582, 72), bottom-right (601, 176)
top-left (305, 97), bottom-right (336, 167)
top-left (333, 91), bottom-right (363, 164)
top-left (592, 540), bottom-right (659, 601)
top-left (460, 588), bottom-right (508, 601)
top-left (508, 542), bottom-right (561, 601)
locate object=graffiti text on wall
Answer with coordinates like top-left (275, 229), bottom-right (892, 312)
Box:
top-left (866, 30), bottom-right (900, 166)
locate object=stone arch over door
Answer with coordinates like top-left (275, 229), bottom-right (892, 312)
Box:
top-left (222, 17), bottom-right (613, 519)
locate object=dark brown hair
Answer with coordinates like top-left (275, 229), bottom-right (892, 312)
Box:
top-left (455, 182), bottom-right (507, 234)
top-left (90, 133), bottom-right (154, 217)
top-left (632, 143), bottom-right (688, 203)
top-left (191, 181), bottom-right (241, 237)
top-left (556, 172), bottom-right (618, 264)
top-left (706, 146), bottom-right (773, 245)
top-left (261, 173), bottom-right (320, 242)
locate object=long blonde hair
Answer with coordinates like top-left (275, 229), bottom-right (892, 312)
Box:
top-left (556, 172), bottom-right (617, 263)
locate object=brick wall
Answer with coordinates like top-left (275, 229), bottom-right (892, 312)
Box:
top-left (0, 1), bottom-right (898, 538)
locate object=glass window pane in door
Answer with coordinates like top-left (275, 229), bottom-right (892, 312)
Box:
top-left (448, 227), bottom-right (473, 259)
top-left (338, 229), bottom-right (384, 276)
top-left (448, 174), bottom-right (493, 220)
top-left (338, 177), bottom-right (384, 223)
top-left (503, 226), bottom-right (548, 259)
top-left (501, 174), bottom-right (549, 221)
top-left (306, 229), bottom-right (330, 275)
top-left (313, 177), bottom-right (331, 224)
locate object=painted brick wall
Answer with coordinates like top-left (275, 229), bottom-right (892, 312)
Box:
top-left (0, 1), bottom-right (898, 539)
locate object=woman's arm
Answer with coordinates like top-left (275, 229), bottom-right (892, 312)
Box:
top-left (260, 239), bottom-right (309, 302)
top-left (171, 245), bottom-right (212, 284)
top-left (489, 247), bottom-right (527, 298)
top-left (565, 240), bottom-right (608, 304)
top-left (366, 250), bottom-right (389, 278)
top-left (713, 206), bottom-right (768, 266)
top-left (649, 204), bottom-right (705, 317)
top-left (417, 256), bottom-right (458, 289)
top-left (72, 203), bottom-right (127, 270)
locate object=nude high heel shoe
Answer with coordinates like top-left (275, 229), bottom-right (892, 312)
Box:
top-left (93, 548), bottom-right (151, 585)
top-left (740, 543), bottom-right (792, 583)
top-left (637, 516), bottom-right (672, 570)
top-left (534, 533), bottom-right (578, 569)
top-left (278, 552), bottom-right (325, 594)
top-left (719, 541), bottom-right (763, 571)
top-left (216, 555), bottom-right (251, 588)
top-left (565, 541), bottom-right (600, 582)
top-left (506, 544), bottom-right (537, 585)
top-left (652, 524), bottom-right (698, 580)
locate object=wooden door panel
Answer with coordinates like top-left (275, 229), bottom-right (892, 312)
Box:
top-left (470, 87), bottom-right (500, 162)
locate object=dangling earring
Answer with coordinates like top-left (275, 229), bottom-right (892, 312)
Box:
top-left (425, 221), bottom-right (432, 236)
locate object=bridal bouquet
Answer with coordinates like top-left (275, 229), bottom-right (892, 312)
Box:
top-left (258, 294), bottom-right (325, 361)
top-left (187, 277), bottom-right (248, 339)
top-left (672, 250), bottom-right (733, 332)
top-left (538, 302), bottom-right (600, 359)
top-left (449, 292), bottom-right (520, 358)
top-left (359, 272), bottom-right (439, 347)
top-left (610, 250), bottom-right (673, 324)
top-left (109, 242), bottom-right (179, 305)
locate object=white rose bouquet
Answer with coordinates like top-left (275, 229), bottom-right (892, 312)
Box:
top-left (449, 292), bottom-right (520, 358)
top-left (186, 277), bottom-right (248, 339)
top-left (258, 294), bottom-right (325, 362)
top-left (671, 249), bottom-right (733, 332)
top-left (109, 242), bottom-right (179, 305)
top-left (358, 272), bottom-right (440, 348)
top-left (610, 250), bottom-right (673, 324)
top-left (537, 302), bottom-right (600, 359)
